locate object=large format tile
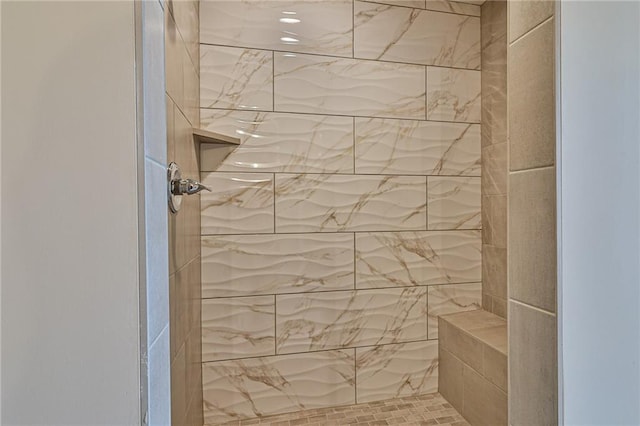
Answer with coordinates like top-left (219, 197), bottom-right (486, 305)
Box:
top-left (426, 0), bottom-right (480, 16)
top-left (354, 2), bottom-right (479, 69)
top-left (427, 67), bottom-right (481, 123)
top-left (274, 53), bottom-right (425, 119)
top-left (201, 45), bottom-right (273, 111)
top-left (509, 167), bottom-right (556, 312)
top-left (202, 350), bottom-right (356, 424)
top-left (276, 287), bottom-right (427, 353)
top-left (355, 230), bottom-right (481, 288)
top-left (482, 142), bottom-right (507, 195)
top-left (509, 0), bottom-right (554, 43)
top-left (200, 0), bottom-right (353, 57)
top-left (462, 364), bottom-right (507, 426)
top-left (509, 18), bottom-right (555, 171)
top-left (275, 174), bottom-right (427, 232)
top-left (428, 176), bottom-right (481, 230)
top-left (427, 283), bottom-right (482, 339)
top-left (355, 118), bottom-right (480, 176)
top-left (367, 0), bottom-right (426, 8)
top-left (509, 301), bottom-right (558, 425)
top-left (201, 172), bottom-right (274, 235)
top-left (201, 233), bottom-right (354, 298)
top-left (201, 109), bottom-right (354, 173)
top-left (356, 341), bottom-right (438, 403)
top-left (202, 296), bottom-right (275, 362)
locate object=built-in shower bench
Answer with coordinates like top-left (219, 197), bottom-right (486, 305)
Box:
top-left (438, 309), bottom-right (507, 426)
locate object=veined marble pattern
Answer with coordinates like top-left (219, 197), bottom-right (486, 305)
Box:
top-left (274, 52), bottom-right (425, 119)
top-left (356, 341), bottom-right (438, 403)
top-left (200, 109), bottom-right (354, 173)
top-left (355, 118), bottom-right (480, 176)
top-left (427, 176), bottom-right (481, 230)
top-left (275, 287), bottom-right (427, 354)
top-left (426, 0), bottom-right (481, 17)
top-left (354, 3), bottom-right (480, 68)
top-left (200, 0), bottom-right (353, 57)
top-left (202, 350), bottom-right (356, 424)
top-left (427, 67), bottom-right (481, 123)
top-left (201, 173), bottom-right (274, 235)
top-left (366, 0), bottom-right (426, 8)
top-left (201, 233), bottom-right (354, 298)
top-left (201, 296), bottom-right (275, 362)
top-left (427, 283), bottom-right (482, 339)
top-left (355, 231), bottom-right (481, 288)
top-left (201, 45), bottom-right (273, 111)
top-left (275, 174), bottom-right (427, 232)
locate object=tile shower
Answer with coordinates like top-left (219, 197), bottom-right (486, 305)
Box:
top-left (196, 1), bottom-right (484, 423)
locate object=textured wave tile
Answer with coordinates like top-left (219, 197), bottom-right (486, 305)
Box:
top-left (355, 118), bottom-right (480, 176)
top-left (425, 0), bottom-right (481, 16)
top-left (427, 67), bottom-right (481, 123)
top-left (201, 45), bottom-right (273, 111)
top-left (275, 174), bottom-right (427, 233)
top-left (202, 350), bottom-right (355, 424)
top-left (423, 10), bottom-right (479, 69)
top-left (200, 109), bottom-right (354, 173)
top-left (427, 176), bottom-right (481, 230)
top-left (201, 173), bottom-right (274, 235)
top-left (355, 230), bottom-right (481, 288)
top-left (274, 53), bottom-right (425, 119)
top-left (201, 233), bottom-right (354, 298)
top-left (276, 287), bottom-right (427, 353)
top-left (356, 341), bottom-right (438, 403)
top-left (427, 282), bottom-right (481, 339)
top-left (200, 0), bottom-right (353, 57)
top-left (202, 296), bottom-right (275, 362)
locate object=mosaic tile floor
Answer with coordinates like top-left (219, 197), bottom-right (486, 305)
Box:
top-left (220, 393), bottom-right (469, 426)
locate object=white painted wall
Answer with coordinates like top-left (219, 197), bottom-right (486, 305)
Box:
top-left (559, 1), bottom-right (640, 424)
top-left (1, 2), bottom-right (142, 424)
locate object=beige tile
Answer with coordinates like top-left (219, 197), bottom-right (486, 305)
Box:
top-left (473, 325), bottom-right (507, 354)
top-left (438, 348), bottom-right (463, 411)
top-left (274, 52), bottom-right (426, 119)
top-left (200, 45), bottom-right (273, 111)
top-left (426, 0), bottom-right (480, 17)
top-left (509, 301), bottom-right (558, 425)
top-left (482, 194), bottom-right (506, 247)
top-left (492, 297), bottom-right (507, 319)
top-left (182, 46), bottom-right (199, 127)
top-left (201, 296), bottom-right (275, 362)
top-left (438, 318), bottom-right (483, 373)
top-left (508, 0), bottom-right (554, 43)
top-left (461, 365), bottom-right (507, 426)
top-left (428, 283), bottom-right (482, 339)
top-left (171, 342), bottom-right (188, 425)
top-left (427, 67), bottom-right (481, 123)
top-left (201, 0), bottom-right (353, 57)
top-left (165, 10), bottom-right (184, 112)
top-left (441, 309), bottom-right (505, 332)
top-left (276, 287), bottom-right (427, 353)
top-left (508, 18), bottom-right (556, 171)
top-left (482, 245), bottom-right (507, 300)
top-left (428, 177), bottom-right (481, 230)
top-left (483, 343), bottom-right (507, 392)
top-left (509, 167), bottom-right (557, 312)
top-left (482, 142), bottom-right (507, 196)
top-left (200, 172), bottom-right (274, 235)
top-left (171, 0), bottom-right (199, 68)
top-left (367, 0), bottom-right (426, 8)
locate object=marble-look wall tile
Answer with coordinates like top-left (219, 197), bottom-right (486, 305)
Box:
top-left (354, 2), bottom-right (479, 69)
top-left (274, 53), bottom-right (426, 119)
top-left (200, 109), bottom-right (354, 173)
top-left (425, 1), bottom-right (480, 17)
top-left (482, 142), bottom-right (507, 196)
top-left (355, 231), bottom-right (481, 288)
top-left (201, 45), bottom-right (273, 111)
top-left (200, 0), bottom-right (353, 57)
top-left (427, 283), bottom-right (482, 339)
top-left (275, 174), bottom-right (427, 232)
top-left (201, 233), bottom-right (354, 298)
top-left (356, 341), bottom-right (438, 403)
top-left (276, 287), bottom-right (427, 353)
top-left (201, 296), bottom-right (275, 362)
top-left (367, 0), bottom-right (426, 8)
top-left (202, 350), bottom-right (355, 424)
top-left (427, 176), bottom-right (481, 230)
top-left (355, 118), bottom-right (480, 176)
top-left (201, 172), bottom-right (274, 235)
top-left (427, 67), bottom-right (481, 123)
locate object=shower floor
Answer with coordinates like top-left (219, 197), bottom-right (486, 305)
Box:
top-left (220, 392), bottom-right (468, 426)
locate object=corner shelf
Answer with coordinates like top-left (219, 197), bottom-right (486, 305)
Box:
top-left (193, 128), bottom-right (241, 172)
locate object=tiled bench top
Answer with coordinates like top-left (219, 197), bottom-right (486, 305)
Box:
top-left (440, 309), bottom-right (507, 355)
